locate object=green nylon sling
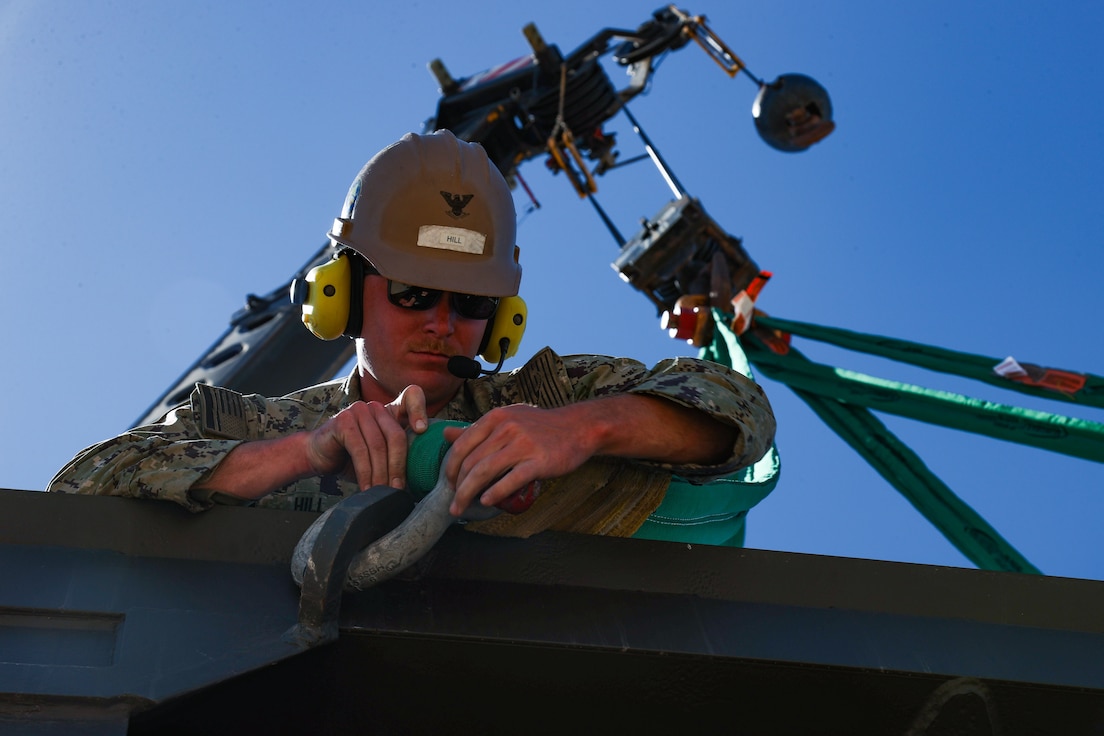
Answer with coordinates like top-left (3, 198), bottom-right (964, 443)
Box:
top-left (739, 311), bottom-right (1104, 573)
top-left (631, 308), bottom-right (782, 547)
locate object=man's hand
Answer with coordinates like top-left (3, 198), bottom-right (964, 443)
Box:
top-left (441, 403), bottom-right (597, 517)
top-left (440, 395), bottom-right (739, 517)
top-left (306, 385), bottom-right (430, 490)
top-left (195, 385), bottom-right (431, 501)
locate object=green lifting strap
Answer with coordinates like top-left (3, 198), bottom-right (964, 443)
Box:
top-left (744, 318), bottom-right (1104, 464)
top-left (755, 314), bottom-right (1104, 410)
top-left (700, 307), bottom-right (782, 506)
top-left (791, 382), bottom-right (1040, 574)
top-left (740, 327), bottom-right (1040, 573)
top-left (736, 314), bottom-right (1101, 573)
top-left (632, 308), bottom-right (782, 547)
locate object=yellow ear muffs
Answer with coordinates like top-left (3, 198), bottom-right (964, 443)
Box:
top-left (479, 295), bottom-right (527, 364)
top-left (292, 253), bottom-right (523, 361)
top-left (290, 251), bottom-right (364, 340)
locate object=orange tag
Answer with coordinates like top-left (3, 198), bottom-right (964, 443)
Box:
top-left (994, 356), bottom-right (1086, 395)
top-left (1024, 369), bottom-right (1087, 394)
top-left (729, 271), bottom-right (773, 335)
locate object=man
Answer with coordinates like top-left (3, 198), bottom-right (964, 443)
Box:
top-left (50, 130), bottom-right (776, 542)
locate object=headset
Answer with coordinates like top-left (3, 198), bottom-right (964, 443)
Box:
top-left (290, 250), bottom-right (527, 365)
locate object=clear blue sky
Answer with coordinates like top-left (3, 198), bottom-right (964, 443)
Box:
top-left (3, 1), bottom-right (1102, 580)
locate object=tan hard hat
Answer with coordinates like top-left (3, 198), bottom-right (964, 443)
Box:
top-left (328, 129), bottom-right (521, 297)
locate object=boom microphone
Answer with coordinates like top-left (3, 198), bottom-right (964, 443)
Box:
top-left (447, 338), bottom-right (509, 379)
top-left (447, 356), bottom-right (483, 379)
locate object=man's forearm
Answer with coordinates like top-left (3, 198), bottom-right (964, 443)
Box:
top-left (567, 394), bottom-right (738, 466)
top-left (192, 432), bottom-right (316, 501)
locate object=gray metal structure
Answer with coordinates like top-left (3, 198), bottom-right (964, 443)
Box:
top-left (2, 487), bottom-right (1103, 734)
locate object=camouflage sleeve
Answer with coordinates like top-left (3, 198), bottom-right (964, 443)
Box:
top-left (562, 354), bottom-right (776, 481)
top-left (47, 405), bottom-right (242, 513)
top-left (46, 383), bottom-right (302, 512)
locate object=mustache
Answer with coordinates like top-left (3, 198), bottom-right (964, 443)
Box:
top-left (408, 339), bottom-right (455, 355)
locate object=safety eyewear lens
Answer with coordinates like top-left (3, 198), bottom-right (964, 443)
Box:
top-left (387, 281), bottom-right (499, 321)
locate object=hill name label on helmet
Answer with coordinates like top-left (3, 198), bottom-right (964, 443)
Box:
top-left (417, 225), bottom-right (487, 255)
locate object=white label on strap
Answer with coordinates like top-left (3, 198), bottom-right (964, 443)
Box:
top-left (417, 225), bottom-right (486, 255)
top-left (993, 356), bottom-right (1028, 378)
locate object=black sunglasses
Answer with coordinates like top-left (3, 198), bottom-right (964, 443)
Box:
top-left (386, 280), bottom-right (499, 321)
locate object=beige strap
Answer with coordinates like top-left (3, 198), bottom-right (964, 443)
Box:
top-left (467, 349), bottom-right (669, 538)
top-left (465, 457), bottom-right (669, 538)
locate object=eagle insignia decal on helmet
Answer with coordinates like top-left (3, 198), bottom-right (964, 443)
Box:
top-left (440, 191), bottom-right (474, 218)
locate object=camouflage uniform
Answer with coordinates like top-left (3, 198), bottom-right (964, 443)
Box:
top-left (49, 347), bottom-right (775, 532)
